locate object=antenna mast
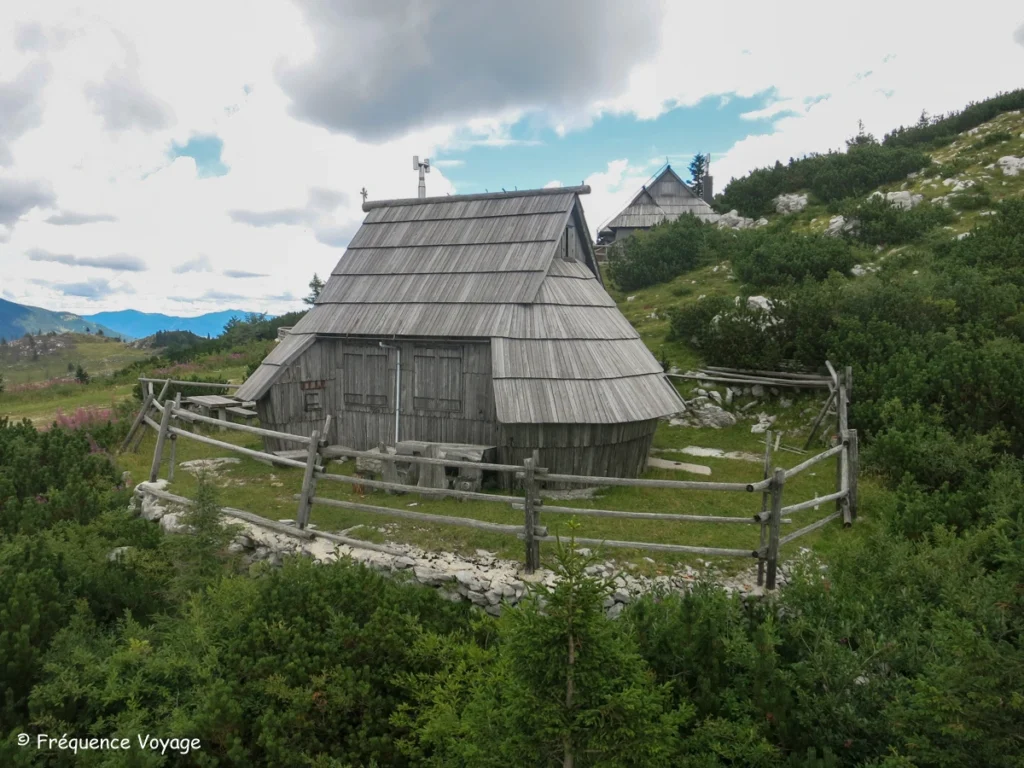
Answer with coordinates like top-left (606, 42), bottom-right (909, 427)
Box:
top-left (413, 156), bottom-right (431, 199)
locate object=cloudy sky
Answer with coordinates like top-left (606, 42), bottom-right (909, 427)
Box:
top-left (1, 1), bottom-right (1022, 317)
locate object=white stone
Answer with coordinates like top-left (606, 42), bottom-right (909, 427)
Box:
top-left (607, 602), bottom-right (625, 619)
top-left (414, 566), bottom-right (453, 587)
top-left (626, 295), bottom-right (636, 302)
top-left (179, 457), bottom-right (241, 473)
top-left (159, 513), bottom-right (190, 534)
top-left (997, 156), bottom-right (1023, 176)
top-left (751, 384), bottom-right (765, 397)
top-left (956, 232), bottom-right (970, 240)
top-left (874, 190), bottom-right (924, 209)
top-left (773, 192), bottom-right (808, 214)
top-left (107, 546), bottom-right (133, 562)
top-left (825, 215), bottom-right (847, 237)
top-left (724, 388), bottom-right (734, 405)
top-left (716, 209), bottom-right (758, 230)
top-left (708, 390), bottom-right (723, 405)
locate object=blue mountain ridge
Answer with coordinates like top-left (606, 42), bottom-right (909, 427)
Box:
top-left (81, 309), bottom-right (258, 339)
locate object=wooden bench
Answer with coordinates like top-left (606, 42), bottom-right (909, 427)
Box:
top-left (226, 406), bottom-right (258, 421)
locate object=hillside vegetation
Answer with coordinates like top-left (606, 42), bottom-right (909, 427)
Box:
top-left (3, 92), bottom-right (1024, 766)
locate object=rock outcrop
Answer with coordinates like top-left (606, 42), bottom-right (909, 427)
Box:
top-left (868, 190), bottom-right (924, 209)
top-left (825, 215), bottom-right (858, 237)
top-left (716, 209), bottom-right (767, 230)
top-left (773, 193), bottom-right (808, 214)
top-left (997, 156), bottom-right (1023, 176)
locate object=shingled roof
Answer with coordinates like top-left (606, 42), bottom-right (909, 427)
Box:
top-left (237, 185), bottom-right (684, 424)
top-left (605, 165), bottom-right (719, 230)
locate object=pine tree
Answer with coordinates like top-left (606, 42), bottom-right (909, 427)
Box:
top-left (305, 273), bottom-right (325, 306)
top-left (688, 153), bottom-right (709, 198)
top-left (395, 530), bottom-right (691, 766)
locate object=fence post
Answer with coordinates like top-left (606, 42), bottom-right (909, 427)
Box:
top-left (757, 430), bottom-right (773, 587)
top-left (834, 373), bottom-right (847, 515)
top-left (149, 400), bottom-right (173, 483)
top-left (522, 456), bottom-right (537, 574)
top-left (296, 429), bottom-right (322, 530)
top-left (530, 449), bottom-right (541, 569)
top-left (840, 428), bottom-right (852, 527)
top-left (765, 467), bottom-right (786, 591)
top-left (167, 392), bottom-right (182, 482)
top-left (848, 429), bottom-right (859, 521)
top-left (120, 393), bottom-right (154, 453)
top-left (131, 378), bottom-right (171, 454)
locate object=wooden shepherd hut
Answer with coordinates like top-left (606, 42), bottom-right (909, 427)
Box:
top-left (235, 184), bottom-right (684, 478)
top-left (598, 164), bottom-right (719, 246)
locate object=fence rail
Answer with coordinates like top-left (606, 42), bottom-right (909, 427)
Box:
top-left (133, 365), bottom-right (858, 589)
top-left (139, 377), bottom-right (241, 390)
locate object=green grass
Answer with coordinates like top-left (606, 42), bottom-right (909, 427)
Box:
top-left (604, 262), bottom-right (741, 373)
top-left (118, 407), bottom-right (874, 576)
top-left (0, 383), bottom-right (137, 426)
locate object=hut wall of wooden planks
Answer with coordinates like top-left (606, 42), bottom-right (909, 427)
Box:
top-left (237, 184), bottom-right (685, 478)
top-left (498, 420), bottom-right (657, 485)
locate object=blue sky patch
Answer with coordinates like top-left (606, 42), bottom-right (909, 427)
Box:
top-left (435, 90), bottom-right (785, 192)
top-left (170, 135), bottom-right (229, 178)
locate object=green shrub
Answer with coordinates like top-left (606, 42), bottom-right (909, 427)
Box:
top-left (731, 230), bottom-right (861, 287)
top-left (837, 197), bottom-right (955, 245)
top-left (715, 140), bottom-right (929, 218)
top-left (972, 129), bottom-right (1013, 149)
top-left (608, 214), bottom-right (726, 291)
top-left (884, 88), bottom-right (1024, 149)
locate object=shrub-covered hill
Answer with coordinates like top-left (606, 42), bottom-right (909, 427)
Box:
top-left (609, 100), bottom-right (1024, 373)
top-left (608, 93), bottom-right (1024, 542)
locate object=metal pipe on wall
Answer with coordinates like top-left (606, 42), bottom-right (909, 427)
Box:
top-left (379, 342), bottom-right (401, 444)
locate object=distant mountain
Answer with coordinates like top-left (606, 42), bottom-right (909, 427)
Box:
top-left (0, 298), bottom-right (126, 342)
top-left (81, 309), bottom-right (253, 339)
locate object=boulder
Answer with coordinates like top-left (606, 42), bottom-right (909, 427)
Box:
top-left (716, 209), bottom-right (758, 230)
top-left (870, 190), bottom-right (923, 209)
top-left (691, 404), bottom-right (737, 429)
top-left (823, 215), bottom-right (847, 236)
top-left (774, 193), bottom-right (808, 214)
top-left (159, 513), bottom-right (191, 534)
top-left (997, 156), bottom-right (1023, 176)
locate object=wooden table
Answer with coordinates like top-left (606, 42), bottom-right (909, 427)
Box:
top-left (185, 395), bottom-right (242, 431)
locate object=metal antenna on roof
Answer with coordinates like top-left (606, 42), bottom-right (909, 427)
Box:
top-left (502, 188), bottom-right (506, 193)
top-left (360, 187), bottom-right (368, 203)
top-left (412, 156), bottom-right (430, 199)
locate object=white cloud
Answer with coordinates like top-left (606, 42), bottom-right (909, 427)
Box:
top-left (0, 0), bottom-right (1021, 316)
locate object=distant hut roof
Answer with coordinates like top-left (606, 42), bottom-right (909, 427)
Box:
top-left (605, 165), bottom-right (719, 230)
top-left (237, 185), bottom-right (683, 424)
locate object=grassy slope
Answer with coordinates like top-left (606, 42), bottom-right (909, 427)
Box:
top-left (0, 334), bottom-right (153, 386)
top-left (0, 334), bottom-right (252, 427)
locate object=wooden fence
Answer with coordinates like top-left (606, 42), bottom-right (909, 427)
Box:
top-left (130, 370), bottom-right (856, 590)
